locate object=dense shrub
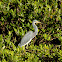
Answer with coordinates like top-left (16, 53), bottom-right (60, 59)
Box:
top-left (0, 0), bottom-right (62, 62)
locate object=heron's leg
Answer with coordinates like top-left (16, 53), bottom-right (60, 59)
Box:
top-left (25, 44), bottom-right (29, 49)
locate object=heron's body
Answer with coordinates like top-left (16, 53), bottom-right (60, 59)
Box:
top-left (18, 20), bottom-right (41, 47)
top-left (18, 31), bottom-right (35, 47)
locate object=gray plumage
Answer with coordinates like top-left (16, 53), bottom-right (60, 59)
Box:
top-left (18, 20), bottom-right (41, 47)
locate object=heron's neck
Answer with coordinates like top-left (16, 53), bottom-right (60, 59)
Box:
top-left (32, 22), bottom-right (38, 35)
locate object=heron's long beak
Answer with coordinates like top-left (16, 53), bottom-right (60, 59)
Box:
top-left (36, 21), bottom-right (41, 23)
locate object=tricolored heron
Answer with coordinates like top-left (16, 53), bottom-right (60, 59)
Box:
top-left (18, 20), bottom-right (41, 47)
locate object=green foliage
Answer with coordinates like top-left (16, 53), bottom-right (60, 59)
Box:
top-left (0, 0), bottom-right (62, 62)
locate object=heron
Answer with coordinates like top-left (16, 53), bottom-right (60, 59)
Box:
top-left (18, 20), bottom-right (41, 47)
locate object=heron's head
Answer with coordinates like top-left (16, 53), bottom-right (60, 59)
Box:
top-left (33, 20), bottom-right (41, 24)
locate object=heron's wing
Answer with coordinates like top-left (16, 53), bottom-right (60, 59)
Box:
top-left (18, 31), bottom-right (35, 47)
